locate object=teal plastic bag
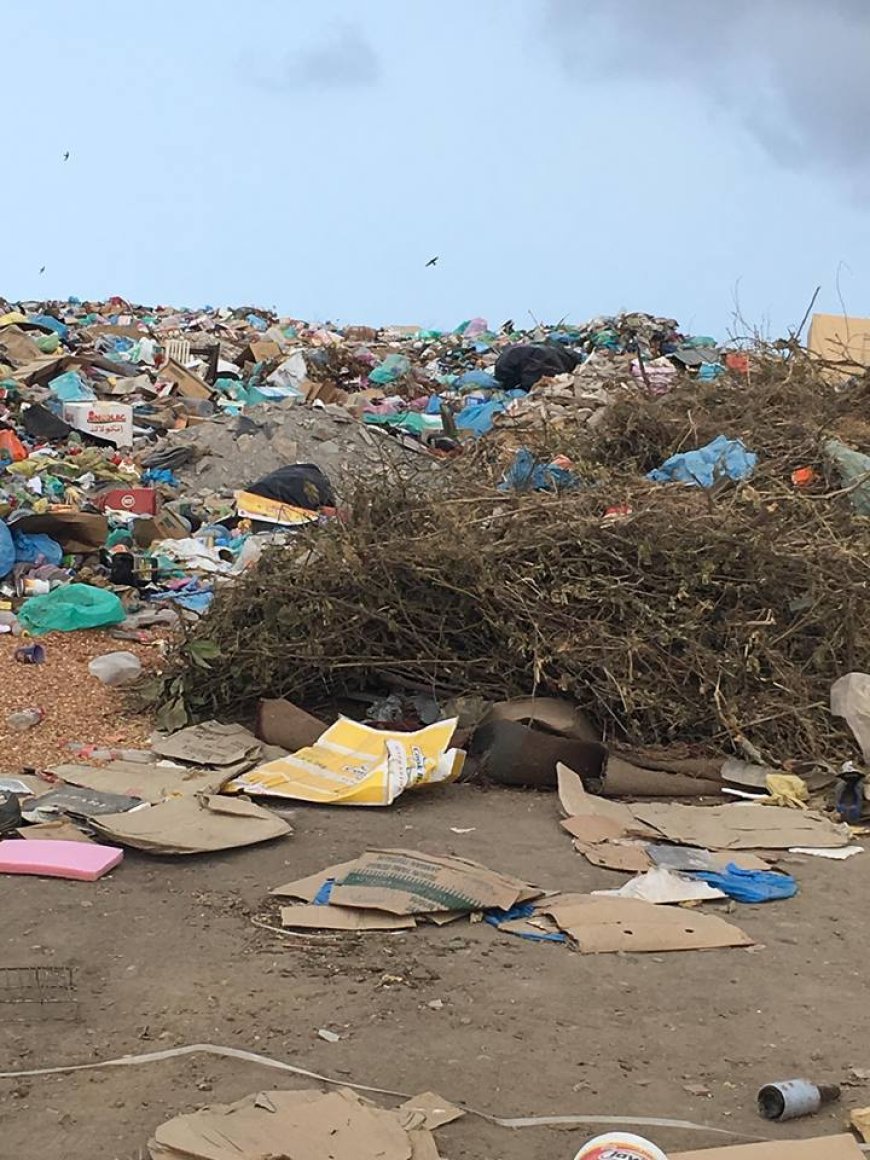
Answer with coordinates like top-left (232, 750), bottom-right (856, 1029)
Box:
top-left (18, 583), bottom-right (126, 635)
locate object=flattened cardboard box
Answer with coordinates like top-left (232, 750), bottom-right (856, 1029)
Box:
top-left (328, 848), bottom-right (538, 916)
top-left (673, 1133), bottom-right (862, 1159)
top-left (541, 893), bottom-right (753, 954)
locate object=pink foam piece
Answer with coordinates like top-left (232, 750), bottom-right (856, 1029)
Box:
top-left (0, 839), bottom-right (123, 881)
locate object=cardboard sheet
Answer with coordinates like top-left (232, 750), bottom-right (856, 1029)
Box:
top-left (329, 848), bottom-right (538, 915)
top-left (232, 717), bottom-right (464, 807)
top-left (541, 893), bottom-right (753, 953)
top-left (17, 820), bottom-right (94, 843)
top-left (91, 794), bottom-right (290, 855)
top-left (807, 311), bottom-right (870, 374)
top-left (149, 1088), bottom-right (417, 1160)
top-left (151, 721), bottom-right (261, 768)
top-left (673, 1134), bottom-right (863, 1159)
top-left (561, 815), bottom-right (631, 843)
top-left (630, 802), bottom-right (849, 850)
top-left (573, 840), bottom-right (652, 873)
top-left (48, 761), bottom-right (228, 803)
top-left (557, 764), bottom-right (638, 829)
top-left (397, 1092), bottom-right (464, 1131)
top-left (271, 859), bottom-right (361, 900)
top-left (280, 904), bottom-right (417, 931)
top-left (255, 698), bottom-right (327, 751)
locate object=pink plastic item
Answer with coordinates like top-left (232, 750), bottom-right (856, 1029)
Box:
top-left (0, 839), bottom-right (123, 881)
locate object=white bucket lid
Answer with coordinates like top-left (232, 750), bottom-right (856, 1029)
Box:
top-left (574, 1132), bottom-right (669, 1160)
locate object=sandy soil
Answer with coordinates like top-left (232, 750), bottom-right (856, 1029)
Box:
top-left (1, 783), bottom-right (867, 1159)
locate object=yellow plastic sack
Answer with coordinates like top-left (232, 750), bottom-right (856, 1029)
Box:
top-left (764, 772), bottom-right (809, 810)
top-left (231, 717), bottom-right (465, 806)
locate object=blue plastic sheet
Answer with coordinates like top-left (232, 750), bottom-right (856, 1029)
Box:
top-left (11, 531), bottom-right (63, 567)
top-left (0, 521), bottom-right (14, 579)
top-left (485, 903), bottom-right (567, 942)
top-left (28, 314), bottom-right (68, 339)
top-left (691, 863), bottom-right (797, 904)
top-left (499, 448), bottom-right (580, 492)
top-left (455, 370), bottom-right (498, 391)
top-left (648, 435), bottom-right (757, 488)
top-left (455, 399), bottom-right (505, 437)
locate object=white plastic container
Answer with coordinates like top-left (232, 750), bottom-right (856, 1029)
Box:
top-left (574, 1133), bottom-right (668, 1160)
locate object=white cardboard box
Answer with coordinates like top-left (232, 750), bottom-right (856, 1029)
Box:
top-left (62, 402), bottom-right (133, 447)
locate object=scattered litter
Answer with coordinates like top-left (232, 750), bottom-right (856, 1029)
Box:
top-left (317, 1028), bottom-right (342, 1043)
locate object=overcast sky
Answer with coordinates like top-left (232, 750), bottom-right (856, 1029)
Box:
top-left (3, 0), bottom-right (869, 337)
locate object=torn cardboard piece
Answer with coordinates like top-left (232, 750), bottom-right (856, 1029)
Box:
top-left (148, 1088), bottom-right (422, 1160)
top-left (232, 718), bottom-right (464, 807)
top-left (280, 904), bottom-right (416, 932)
top-left (271, 859), bottom-right (362, 900)
top-left (255, 698), bottom-right (327, 751)
top-left (605, 755), bottom-right (721, 799)
top-left (91, 794), bottom-right (290, 855)
top-left (151, 721), bottom-right (261, 769)
top-left (631, 802), bottom-right (850, 850)
top-left (573, 840), bottom-right (653, 873)
top-left (673, 1133), bottom-right (863, 1159)
top-left (48, 761), bottom-right (228, 803)
top-left (557, 763), bottom-right (639, 829)
top-left (17, 819), bottom-right (94, 843)
top-left (330, 849), bottom-right (538, 916)
top-left (472, 717), bottom-right (606, 791)
top-left (540, 893), bottom-right (753, 953)
top-left (397, 1092), bottom-right (464, 1132)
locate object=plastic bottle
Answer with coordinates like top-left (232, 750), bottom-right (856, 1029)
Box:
top-left (6, 707), bottom-right (45, 731)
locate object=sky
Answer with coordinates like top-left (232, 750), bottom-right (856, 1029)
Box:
top-left (3, 0), bottom-right (870, 337)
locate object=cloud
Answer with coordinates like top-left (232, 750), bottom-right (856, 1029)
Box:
top-left (251, 24), bottom-right (380, 93)
top-left (544, 0), bottom-right (870, 180)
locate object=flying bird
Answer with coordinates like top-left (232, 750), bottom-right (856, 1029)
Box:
top-left (39, 266), bottom-right (46, 274)
top-left (425, 256), bottom-right (438, 267)
top-left (63, 151), bottom-right (70, 161)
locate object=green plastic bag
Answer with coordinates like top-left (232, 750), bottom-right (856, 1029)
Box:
top-left (18, 583), bottom-right (126, 635)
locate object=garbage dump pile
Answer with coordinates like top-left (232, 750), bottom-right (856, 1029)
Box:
top-left (0, 294), bottom-right (868, 765)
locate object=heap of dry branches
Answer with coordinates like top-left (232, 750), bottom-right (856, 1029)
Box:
top-left (160, 352), bottom-right (870, 762)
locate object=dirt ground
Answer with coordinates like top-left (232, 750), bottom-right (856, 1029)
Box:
top-left (1, 783), bottom-right (868, 1159)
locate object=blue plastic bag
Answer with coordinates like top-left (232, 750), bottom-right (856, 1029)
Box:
top-left (11, 531), bottom-right (64, 567)
top-left (455, 399), bottom-right (506, 438)
top-left (648, 435), bottom-right (757, 488)
top-left (499, 448), bottom-right (580, 492)
top-left (369, 354), bottom-right (410, 385)
top-left (456, 370), bottom-right (498, 392)
top-left (0, 521), bottom-right (14, 579)
top-left (48, 370), bottom-right (95, 402)
top-left (691, 863), bottom-right (797, 904)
